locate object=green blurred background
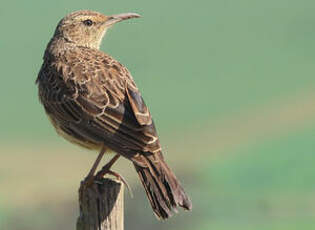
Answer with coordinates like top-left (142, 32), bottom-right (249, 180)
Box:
top-left (1, 0), bottom-right (315, 229)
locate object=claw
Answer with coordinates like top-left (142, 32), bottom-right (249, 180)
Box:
top-left (92, 154), bottom-right (132, 196)
top-left (81, 175), bottom-right (95, 189)
top-left (108, 170), bottom-right (133, 198)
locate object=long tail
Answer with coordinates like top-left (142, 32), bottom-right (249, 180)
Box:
top-left (133, 151), bottom-right (192, 219)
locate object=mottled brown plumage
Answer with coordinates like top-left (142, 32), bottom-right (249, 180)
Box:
top-left (36, 10), bottom-right (192, 219)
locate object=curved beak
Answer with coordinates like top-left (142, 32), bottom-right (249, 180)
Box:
top-left (105, 13), bottom-right (141, 27)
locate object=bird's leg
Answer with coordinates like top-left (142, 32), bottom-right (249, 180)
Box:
top-left (95, 154), bottom-right (133, 196)
top-left (95, 154), bottom-right (120, 179)
top-left (83, 146), bottom-right (106, 186)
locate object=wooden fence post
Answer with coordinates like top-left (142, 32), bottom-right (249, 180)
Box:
top-left (76, 178), bottom-right (124, 230)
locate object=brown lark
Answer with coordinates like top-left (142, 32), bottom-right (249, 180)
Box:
top-left (36, 10), bottom-right (192, 219)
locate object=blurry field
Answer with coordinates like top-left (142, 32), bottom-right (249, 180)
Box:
top-left (1, 0), bottom-right (315, 229)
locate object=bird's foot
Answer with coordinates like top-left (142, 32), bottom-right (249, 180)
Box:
top-left (108, 170), bottom-right (133, 197)
top-left (95, 168), bottom-right (133, 197)
top-left (81, 175), bottom-right (96, 189)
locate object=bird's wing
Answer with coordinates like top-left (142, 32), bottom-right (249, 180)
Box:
top-left (126, 85), bottom-right (152, 126)
top-left (38, 48), bottom-right (161, 159)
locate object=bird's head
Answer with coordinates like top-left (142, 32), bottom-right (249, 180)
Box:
top-left (54, 10), bottom-right (140, 49)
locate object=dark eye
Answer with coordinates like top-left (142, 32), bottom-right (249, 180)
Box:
top-left (83, 19), bottom-right (93, 26)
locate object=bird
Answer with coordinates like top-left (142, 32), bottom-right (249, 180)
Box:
top-left (36, 10), bottom-right (192, 219)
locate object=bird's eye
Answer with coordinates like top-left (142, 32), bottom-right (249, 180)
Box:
top-left (83, 19), bottom-right (93, 26)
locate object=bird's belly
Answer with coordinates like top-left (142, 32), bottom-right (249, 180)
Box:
top-left (47, 114), bottom-right (102, 150)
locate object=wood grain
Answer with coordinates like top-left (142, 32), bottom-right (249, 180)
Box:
top-left (77, 178), bottom-right (124, 230)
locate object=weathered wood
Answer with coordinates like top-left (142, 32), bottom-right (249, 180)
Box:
top-left (77, 178), bottom-right (124, 230)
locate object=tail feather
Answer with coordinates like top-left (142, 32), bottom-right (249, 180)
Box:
top-left (133, 152), bottom-right (192, 220)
